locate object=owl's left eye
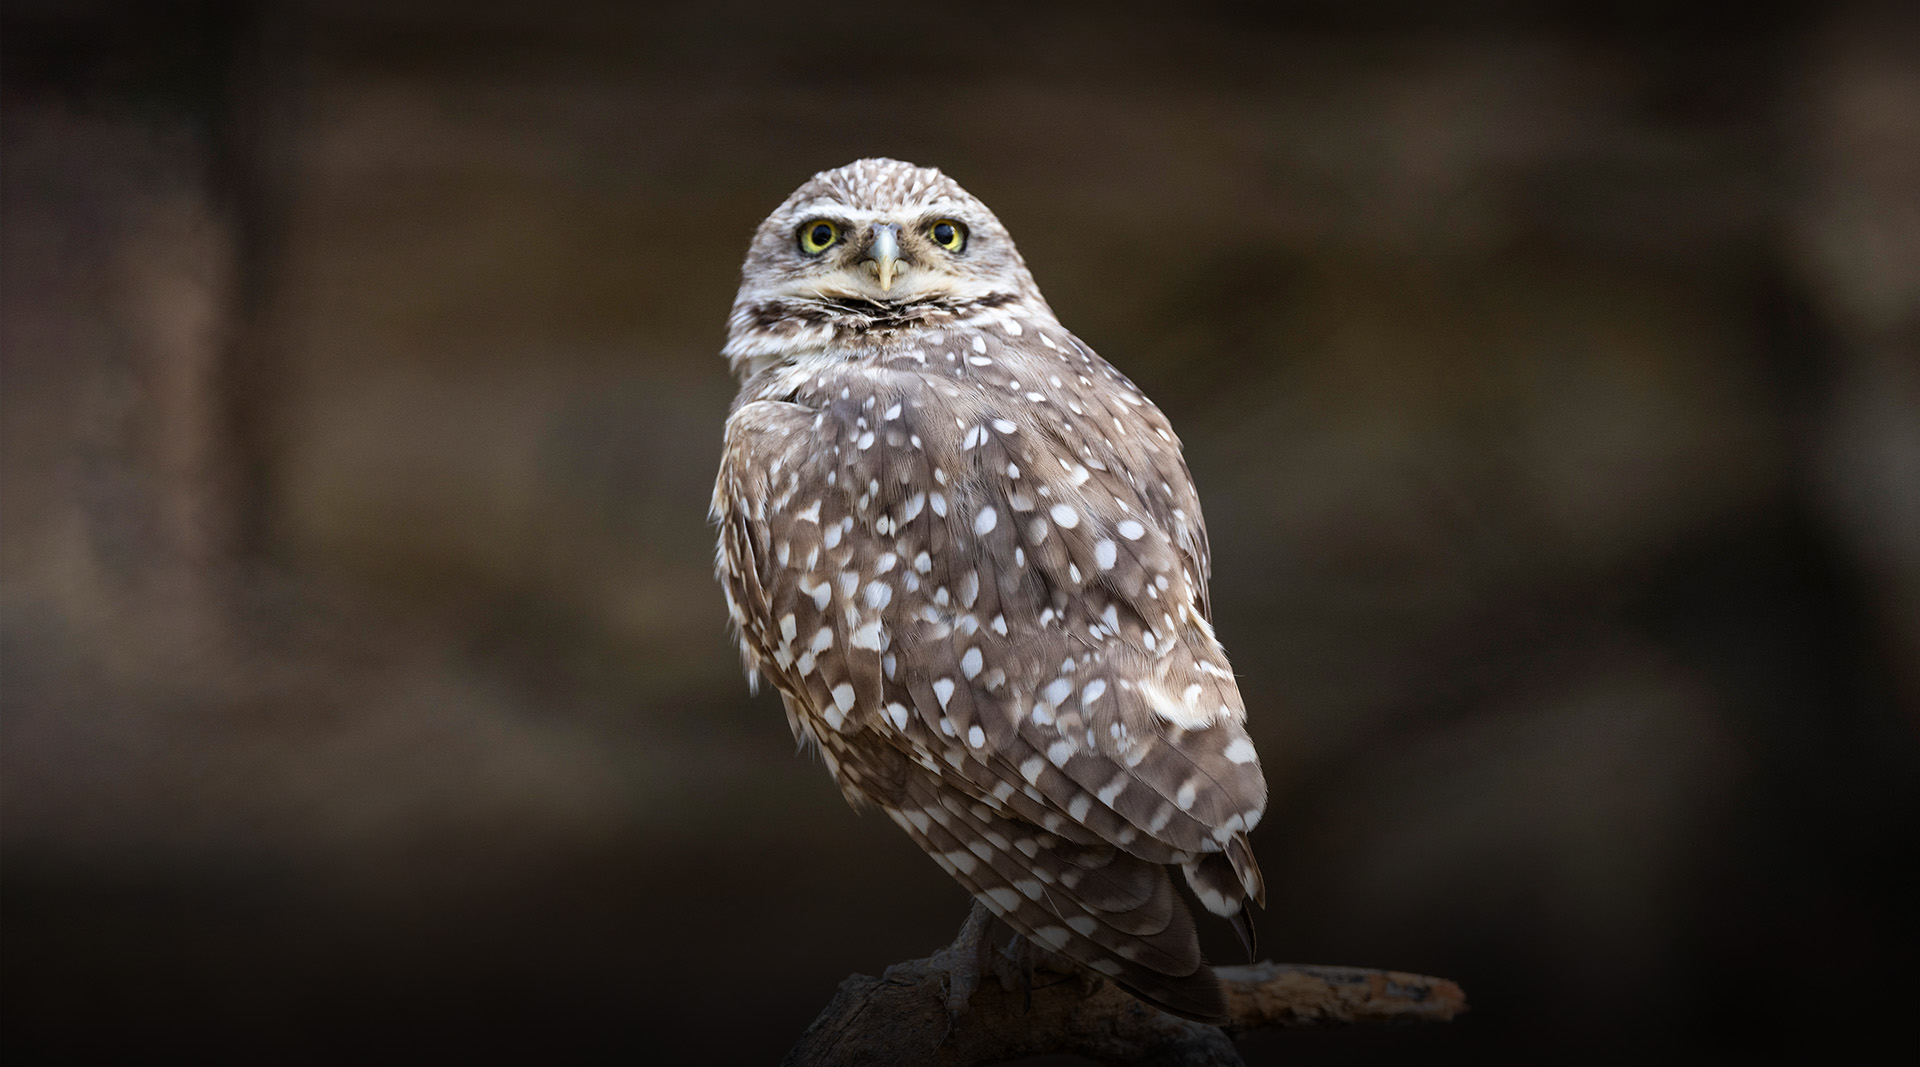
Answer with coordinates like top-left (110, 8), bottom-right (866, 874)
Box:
top-left (798, 220), bottom-right (840, 254)
top-left (928, 219), bottom-right (967, 252)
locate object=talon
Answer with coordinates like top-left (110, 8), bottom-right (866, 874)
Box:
top-left (944, 965), bottom-right (979, 1019)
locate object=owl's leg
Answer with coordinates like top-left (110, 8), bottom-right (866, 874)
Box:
top-left (998, 927), bottom-right (1104, 1004)
top-left (908, 901), bottom-right (1084, 1019)
top-left (916, 899), bottom-right (996, 1019)
top-left (996, 929), bottom-right (1035, 1012)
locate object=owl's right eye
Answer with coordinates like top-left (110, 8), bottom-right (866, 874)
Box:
top-left (798, 220), bottom-right (840, 254)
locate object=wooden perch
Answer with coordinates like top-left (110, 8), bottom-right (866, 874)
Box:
top-left (783, 954), bottom-right (1467, 1066)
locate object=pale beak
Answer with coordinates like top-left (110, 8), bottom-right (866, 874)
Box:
top-left (866, 224), bottom-right (902, 293)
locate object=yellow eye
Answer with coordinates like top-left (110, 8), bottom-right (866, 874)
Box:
top-left (798, 219), bottom-right (840, 254)
top-left (928, 218), bottom-right (967, 251)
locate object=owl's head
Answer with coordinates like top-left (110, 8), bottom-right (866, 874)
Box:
top-left (733, 158), bottom-right (1043, 314)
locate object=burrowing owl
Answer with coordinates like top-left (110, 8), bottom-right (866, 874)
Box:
top-left (713, 159), bottom-right (1266, 1022)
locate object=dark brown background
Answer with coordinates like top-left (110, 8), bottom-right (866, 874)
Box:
top-left (4, 1), bottom-right (1917, 1063)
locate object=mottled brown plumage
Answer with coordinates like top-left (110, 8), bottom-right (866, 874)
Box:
top-left (712, 159), bottom-right (1267, 1023)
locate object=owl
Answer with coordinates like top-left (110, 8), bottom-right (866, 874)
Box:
top-left (712, 159), bottom-right (1266, 1023)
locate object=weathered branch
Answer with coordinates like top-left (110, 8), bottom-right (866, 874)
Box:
top-left (783, 955), bottom-right (1466, 1066)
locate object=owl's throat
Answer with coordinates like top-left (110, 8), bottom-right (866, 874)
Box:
top-left (724, 290), bottom-right (1044, 380)
top-left (745, 290), bottom-right (1026, 335)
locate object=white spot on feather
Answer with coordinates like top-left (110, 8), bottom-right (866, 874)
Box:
top-left (849, 620), bottom-right (885, 650)
top-left (1094, 539), bottom-right (1117, 570)
top-left (1140, 679), bottom-right (1217, 728)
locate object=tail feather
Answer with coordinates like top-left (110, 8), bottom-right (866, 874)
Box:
top-left (1225, 902), bottom-right (1258, 961)
top-left (1183, 847), bottom-right (1262, 961)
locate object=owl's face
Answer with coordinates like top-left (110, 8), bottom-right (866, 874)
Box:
top-left (734, 158), bottom-right (1041, 311)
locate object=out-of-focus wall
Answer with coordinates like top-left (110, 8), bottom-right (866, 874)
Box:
top-left (4, 2), bottom-right (1916, 1062)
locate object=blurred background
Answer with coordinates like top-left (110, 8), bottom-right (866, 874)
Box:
top-left (4, 1), bottom-right (1917, 1062)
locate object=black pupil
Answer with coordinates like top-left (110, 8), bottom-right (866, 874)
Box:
top-left (810, 224), bottom-right (832, 246)
top-left (934, 223), bottom-right (955, 245)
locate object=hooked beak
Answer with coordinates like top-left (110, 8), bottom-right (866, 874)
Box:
top-left (866, 224), bottom-right (901, 293)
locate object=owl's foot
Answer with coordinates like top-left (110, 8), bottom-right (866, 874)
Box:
top-left (900, 901), bottom-right (1082, 1024)
top-left (1002, 928), bottom-right (1108, 1004)
top-left (904, 899), bottom-right (997, 1020)
top-left (997, 929), bottom-right (1037, 1012)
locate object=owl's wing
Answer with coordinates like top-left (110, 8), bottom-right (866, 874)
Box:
top-left (869, 336), bottom-right (1265, 854)
top-left (715, 391), bottom-right (1216, 1021)
top-left (715, 331), bottom-right (1266, 1022)
top-left (719, 361), bottom-right (1266, 848)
